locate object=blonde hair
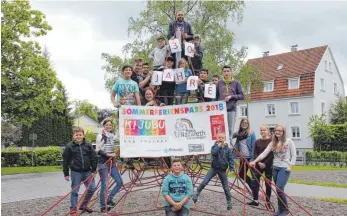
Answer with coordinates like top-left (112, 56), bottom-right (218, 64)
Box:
top-left (272, 125), bottom-right (287, 151)
top-left (73, 127), bottom-right (85, 135)
top-left (178, 58), bottom-right (188, 69)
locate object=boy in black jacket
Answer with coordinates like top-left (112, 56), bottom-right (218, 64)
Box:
top-left (192, 132), bottom-right (235, 210)
top-left (63, 127), bottom-right (98, 216)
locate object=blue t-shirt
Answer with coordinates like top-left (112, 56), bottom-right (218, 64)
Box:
top-left (112, 78), bottom-right (139, 105)
top-left (176, 22), bottom-right (185, 33)
top-left (162, 173), bottom-right (193, 209)
top-left (176, 69), bottom-right (192, 93)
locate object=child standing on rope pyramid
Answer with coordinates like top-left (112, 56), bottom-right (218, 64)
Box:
top-left (192, 132), bottom-right (235, 210)
top-left (162, 158), bottom-right (193, 216)
top-left (62, 127), bottom-right (98, 216)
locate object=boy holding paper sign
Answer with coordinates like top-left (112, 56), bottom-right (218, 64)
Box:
top-left (175, 58), bottom-right (192, 105)
top-left (158, 56), bottom-right (175, 105)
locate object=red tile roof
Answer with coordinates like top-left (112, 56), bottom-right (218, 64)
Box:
top-left (246, 45), bottom-right (328, 101)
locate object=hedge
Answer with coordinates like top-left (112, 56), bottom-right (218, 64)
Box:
top-left (1, 147), bottom-right (62, 167)
top-left (305, 151), bottom-right (347, 166)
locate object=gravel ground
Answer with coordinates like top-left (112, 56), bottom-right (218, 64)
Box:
top-left (290, 170), bottom-right (347, 184)
top-left (2, 191), bottom-right (347, 216)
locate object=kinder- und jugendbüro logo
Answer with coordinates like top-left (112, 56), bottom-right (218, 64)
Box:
top-left (124, 119), bottom-right (166, 136)
top-left (174, 118), bottom-right (206, 140)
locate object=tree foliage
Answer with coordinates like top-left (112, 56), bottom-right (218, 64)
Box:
top-left (1, 120), bottom-right (23, 148)
top-left (329, 95), bottom-right (347, 124)
top-left (1, 0), bottom-right (62, 126)
top-left (85, 131), bottom-right (97, 143)
top-left (102, 0), bottom-right (246, 92)
top-left (74, 100), bottom-right (99, 121)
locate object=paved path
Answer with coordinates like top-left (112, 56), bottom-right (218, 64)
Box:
top-left (2, 172), bottom-right (347, 204)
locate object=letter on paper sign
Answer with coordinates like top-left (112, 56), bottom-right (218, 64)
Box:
top-left (204, 84), bottom-right (216, 98)
top-left (163, 69), bottom-right (175, 82)
top-left (187, 76), bottom-right (199, 90)
top-left (175, 68), bottom-right (186, 84)
top-left (151, 71), bottom-right (163, 86)
top-left (169, 39), bottom-right (182, 53)
top-left (185, 42), bottom-right (195, 57)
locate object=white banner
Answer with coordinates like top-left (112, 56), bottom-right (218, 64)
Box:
top-left (119, 101), bottom-right (230, 157)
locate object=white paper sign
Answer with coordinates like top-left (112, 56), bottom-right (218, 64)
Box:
top-left (204, 84), bottom-right (216, 99)
top-left (163, 69), bottom-right (175, 82)
top-left (151, 71), bottom-right (163, 86)
top-left (186, 76), bottom-right (199, 90)
top-left (175, 68), bottom-right (186, 84)
top-left (119, 101), bottom-right (230, 157)
top-left (169, 39), bottom-right (182, 53)
top-left (185, 42), bottom-right (195, 57)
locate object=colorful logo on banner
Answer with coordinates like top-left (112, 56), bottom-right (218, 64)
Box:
top-left (174, 118), bottom-right (206, 140)
top-left (124, 119), bottom-right (166, 136)
top-left (210, 114), bottom-right (226, 140)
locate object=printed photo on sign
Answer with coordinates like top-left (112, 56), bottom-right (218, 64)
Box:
top-left (210, 114), bottom-right (226, 140)
top-left (184, 42), bottom-right (194, 57)
top-left (186, 76), bottom-right (198, 90)
top-left (151, 71), bottom-right (163, 86)
top-left (169, 39), bottom-right (182, 53)
top-left (163, 69), bottom-right (175, 82)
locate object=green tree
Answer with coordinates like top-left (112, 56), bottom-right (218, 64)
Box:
top-left (102, 0), bottom-right (246, 92)
top-left (85, 130), bottom-right (97, 143)
top-left (329, 95), bottom-right (347, 124)
top-left (74, 100), bottom-right (99, 121)
top-left (1, 0), bottom-right (62, 126)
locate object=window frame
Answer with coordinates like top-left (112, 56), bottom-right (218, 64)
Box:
top-left (290, 126), bottom-right (301, 140)
top-left (289, 101), bottom-right (300, 115)
top-left (264, 80), bottom-right (274, 92)
top-left (288, 77), bottom-right (300, 90)
top-left (266, 104), bottom-right (276, 117)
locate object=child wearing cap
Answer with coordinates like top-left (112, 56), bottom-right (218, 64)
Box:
top-left (158, 56), bottom-right (176, 105)
top-left (149, 36), bottom-right (171, 70)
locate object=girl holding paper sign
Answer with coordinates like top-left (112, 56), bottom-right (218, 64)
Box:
top-left (175, 58), bottom-right (192, 105)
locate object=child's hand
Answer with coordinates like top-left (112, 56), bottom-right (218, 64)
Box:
top-left (107, 153), bottom-right (116, 157)
top-left (65, 176), bottom-right (70, 181)
top-left (249, 162), bottom-right (256, 167)
top-left (225, 95), bottom-right (232, 102)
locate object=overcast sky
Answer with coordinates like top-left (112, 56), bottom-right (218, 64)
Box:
top-left (31, 1), bottom-right (347, 109)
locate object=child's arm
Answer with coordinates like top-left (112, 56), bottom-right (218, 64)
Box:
top-left (62, 145), bottom-right (71, 180)
top-left (211, 143), bottom-right (220, 156)
top-left (228, 148), bottom-right (235, 171)
top-left (135, 92), bottom-right (141, 106)
top-left (89, 143), bottom-right (98, 173)
top-left (250, 132), bottom-right (256, 162)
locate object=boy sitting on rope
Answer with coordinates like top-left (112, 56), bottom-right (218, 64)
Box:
top-left (192, 132), bottom-right (235, 211)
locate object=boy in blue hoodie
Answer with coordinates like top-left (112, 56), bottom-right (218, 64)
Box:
top-left (162, 158), bottom-right (193, 216)
top-left (192, 132), bottom-right (235, 210)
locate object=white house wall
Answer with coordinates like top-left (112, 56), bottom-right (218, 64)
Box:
top-left (235, 97), bottom-right (314, 151)
top-left (313, 47), bottom-right (346, 121)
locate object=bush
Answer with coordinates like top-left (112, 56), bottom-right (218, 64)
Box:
top-left (305, 151), bottom-right (347, 166)
top-left (1, 146), bottom-right (62, 167)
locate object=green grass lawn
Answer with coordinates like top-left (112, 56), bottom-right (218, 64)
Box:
top-left (318, 198), bottom-right (347, 205)
top-left (292, 165), bottom-right (347, 171)
top-left (1, 166), bottom-right (61, 176)
top-left (288, 179), bottom-right (347, 188)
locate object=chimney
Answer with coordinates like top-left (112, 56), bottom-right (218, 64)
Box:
top-left (263, 51), bottom-right (269, 57)
top-left (291, 44), bottom-right (298, 52)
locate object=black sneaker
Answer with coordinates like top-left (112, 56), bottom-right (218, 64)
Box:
top-left (79, 207), bottom-right (93, 213)
top-left (247, 201), bottom-right (259, 206)
top-left (227, 202), bottom-right (233, 210)
top-left (108, 200), bottom-right (116, 207)
top-left (192, 197), bottom-right (198, 204)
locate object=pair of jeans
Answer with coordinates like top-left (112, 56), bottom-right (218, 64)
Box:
top-left (251, 165), bottom-right (272, 201)
top-left (165, 206), bottom-right (189, 216)
top-left (159, 90), bottom-right (174, 105)
top-left (227, 111), bottom-right (236, 139)
top-left (70, 171), bottom-right (96, 210)
top-left (196, 168), bottom-right (231, 202)
top-left (98, 163), bottom-right (123, 209)
top-left (238, 158), bottom-right (252, 189)
top-left (273, 167), bottom-right (291, 212)
top-left (175, 92), bottom-right (189, 105)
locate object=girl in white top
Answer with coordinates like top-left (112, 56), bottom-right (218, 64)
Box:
top-left (250, 125), bottom-right (296, 216)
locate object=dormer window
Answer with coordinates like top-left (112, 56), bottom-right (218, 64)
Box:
top-left (276, 64), bottom-right (284, 71)
top-left (264, 80), bottom-right (274, 92)
top-left (288, 77), bottom-right (300, 89)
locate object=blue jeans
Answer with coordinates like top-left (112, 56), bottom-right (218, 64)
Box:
top-left (98, 163), bottom-right (123, 209)
top-left (175, 92), bottom-right (189, 105)
top-left (165, 206), bottom-right (189, 216)
top-left (227, 111), bottom-right (236, 139)
top-left (197, 168), bottom-right (231, 202)
top-left (70, 171), bottom-right (96, 210)
top-left (273, 167), bottom-right (290, 212)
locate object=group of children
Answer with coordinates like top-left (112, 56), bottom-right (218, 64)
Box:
top-left (63, 120), bottom-right (296, 216)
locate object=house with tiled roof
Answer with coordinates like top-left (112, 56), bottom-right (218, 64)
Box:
top-left (235, 45), bottom-right (345, 153)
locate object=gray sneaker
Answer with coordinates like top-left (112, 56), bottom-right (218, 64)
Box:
top-left (279, 210), bottom-right (290, 216)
